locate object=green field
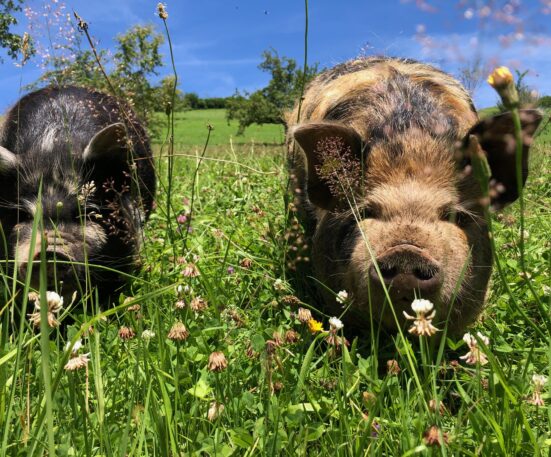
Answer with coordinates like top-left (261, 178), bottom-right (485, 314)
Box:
top-left (152, 109), bottom-right (286, 147)
top-left (1, 107), bottom-right (550, 455)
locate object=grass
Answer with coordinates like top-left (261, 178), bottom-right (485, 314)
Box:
top-left (152, 109), bottom-right (286, 147)
top-left (0, 109), bottom-right (550, 455)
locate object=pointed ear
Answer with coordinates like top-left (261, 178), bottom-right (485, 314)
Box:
top-left (0, 145), bottom-right (18, 172)
top-left (465, 109), bottom-right (542, 209)
top-left (83, 123), bottom-right (129, 162)
top-left (292, 122), bottom-right (363, 209)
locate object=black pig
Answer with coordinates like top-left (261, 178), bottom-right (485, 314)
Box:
top-left (0, 86), bottom-right (155, 299)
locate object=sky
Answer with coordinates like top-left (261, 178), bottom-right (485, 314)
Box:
top-left (0, 0), bottom-right (550, 111)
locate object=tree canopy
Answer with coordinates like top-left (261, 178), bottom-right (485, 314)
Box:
top-left (226, 49), bottom-right (318, 134)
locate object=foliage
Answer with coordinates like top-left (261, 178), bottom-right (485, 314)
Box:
top-left (0, 0), bottom-right (28, 62)
top-left (182, 93), bottom-right (229, 110)
top-left (226, 49), bottom-right (318, 134)
top-left (28, 22), bottom-right (164, 130)
top-left (538, 95), bottom-right (551, 109)
top-left (111, 24), bottom-right (164, 126)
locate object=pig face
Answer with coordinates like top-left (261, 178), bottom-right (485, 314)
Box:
top-left (0, 87), bottom-right (155, 300)
top-left (291, 110), bottom-right (542, 334)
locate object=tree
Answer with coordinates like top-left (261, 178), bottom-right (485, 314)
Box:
top-left (226, 49), bottom-right (318, 134)
top-left (457, 55), bottom-right (486, 96)
top-left (111, 24), bottom-right (164, 126)
top-left (537, 95), bottom-right (551, 109)
top-left (0, 0), bottom-right (29, 62)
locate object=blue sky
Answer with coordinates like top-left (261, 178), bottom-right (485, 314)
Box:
top-left (0, 0), bottom-right (549, 111)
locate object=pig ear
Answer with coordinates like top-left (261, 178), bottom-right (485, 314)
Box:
top-left (0, 145), bottom-right (18, 172)
top-left (83, 123), bottom-right (129, 162)
top-left (292, 122), bottom-right (363, 209)
top-left (465, 109), bottom-right (542, 209)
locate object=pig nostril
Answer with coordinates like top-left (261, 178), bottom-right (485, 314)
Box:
top-left (413, 268), bottom-right (436, 281)
top-left (380, 265), bottom-right (397, 279)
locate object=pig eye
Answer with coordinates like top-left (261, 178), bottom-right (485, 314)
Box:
top-left (441, 208), bottom-right (470, 226)
top-left (16, 210), bottom-right (33, 224)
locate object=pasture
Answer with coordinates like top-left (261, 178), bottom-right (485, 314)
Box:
top-left (0, 108), bottom-right (549, 456)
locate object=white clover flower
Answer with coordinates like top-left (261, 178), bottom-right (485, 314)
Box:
top-left (207, 401), bottom-right (225, 421)
top-left (329, 317), bottom-right (344, 331)
top-left (403, 299), bottom-right (439, 337)
top-left (141, 329), bottom-right (156, 340)
top-left (529, 373), bottom-right (547, 406)
top-left (532, 374), bottom-right (547, 389)
top-left (64, 353), bottom-right (90, 371)
top-left (273, 278), bottom-right (286, 292)
top-left (410, 298), bottom-right (434, 315)
top-left (460, 332), bottom-right (490, 365)
top-left (336, 290), bottom-right (349, 305)
top-left (65, 339), bottom-right (83, 354)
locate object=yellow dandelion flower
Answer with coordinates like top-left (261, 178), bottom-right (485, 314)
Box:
top-left (307, 318), bottom-right (324, 334)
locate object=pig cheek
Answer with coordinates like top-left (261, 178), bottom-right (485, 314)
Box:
top-left (83, 222), bottom-right (108, 257)
top-left (13, 224), bottom-right (38, 265)
top-left (346, 221), bottom-right (381, 312)
top-left (438, 224), bottom-right (471, 306)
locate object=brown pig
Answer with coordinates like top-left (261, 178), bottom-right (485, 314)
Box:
top-left (286, 57), bottom-right (542, 335)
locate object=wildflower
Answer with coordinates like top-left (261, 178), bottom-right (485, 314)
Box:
top-left (281, 295), bottom-right (300, 306)
top-left (487, 66), bottom-right (518, 109)
top-left (27, 291), bottom-right (64, 328)
top-left (64, 338), bottom-right (90, 371)
top-left (78, 180), bottom-right (96, 204)
top-left (271, 331), bottom-right (283, 347)
top-left (20, 32), bottom-right (30, 65)
top-left (273, 278), bottom-right (286, 292)
top-left (336, 290), bottom-right (348, 305)
top-left (245, 345), bottom-right (257, 359)
top-left (190, 297), bottom-right (208, 313)
top-left (156, 2), bottom-right (168, 19)
top-left (141, 329), bottom-right (156, 340)
top-left (176, 213), bottom-right (187, 224)
top-left (423, 425), bottom-right (449, 447)
top-left (266, 339), bottom-right (279, 354)
top-left (297, 307), bottom-right (312, 323)
top-left (175, 299), bottom-right (186, 310)
top-left (428, 399), bottom-right (447, 415)
top-left (64, 353), bottom-right (90, 371)
top-left (240, 258), bottom-right (253, 269)
top-left (284, 329), bottom-right (300, 344)
top-left (167, 322), bottom-right (189, 341)
top-left (459, 332), bottom-right (489, 365)
top-left (118, 326), bottom-right (136, 341)
top-left (328, 316), bottom-right (344, 331)
top-left (182, 262), bottom-right (200, 277)
top-left (124, 297), bottom-right (141, 312)
top-left (403, 299), bottom-right (439, 337)
top-left (207, 401), bottom-right (224, 421)
top-left (227, 266), bottom-right (235, 275)
top-left (386, 359), bottom-right (401, 375)
top-left (307, 318), bottom-right (324, 334)
top-left (529, 373), bottom-right (547, 406)
top-left (208, 351), bottom-right (228, 372)
top-left (487, 66), bottom-right (514, 89)
top-left (65, 339), bottom-right (83, 355)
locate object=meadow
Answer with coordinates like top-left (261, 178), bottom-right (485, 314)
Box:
top-left (0, 107), bottom-right (550, 456)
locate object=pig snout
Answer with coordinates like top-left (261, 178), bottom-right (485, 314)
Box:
top-left (19, 250), bottom-right (75, 288)
top-left (368, 244), bottom-right (442, 299)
